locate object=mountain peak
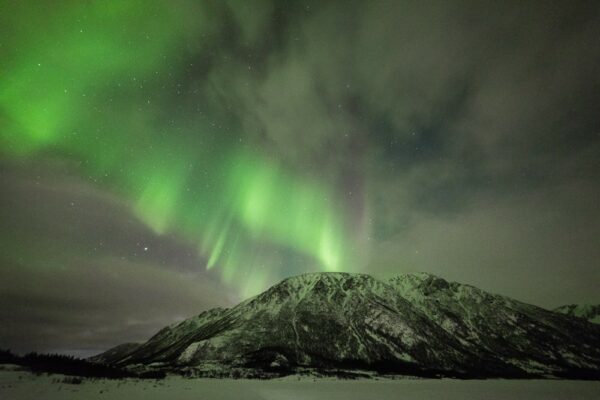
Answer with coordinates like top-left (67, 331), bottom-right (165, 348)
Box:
top-left (389, 272), bottom-right (452, 296)
top-left (248, 272), bottom-right (391, 312)
top-left (279, 271), bottom-right (374, 285)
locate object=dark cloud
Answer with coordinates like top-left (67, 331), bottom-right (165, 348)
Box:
top-left (0, 162), bottom-right (237, 355)
top-left (199, 0), bottom-right (600, 207)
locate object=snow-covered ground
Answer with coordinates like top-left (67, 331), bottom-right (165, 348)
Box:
top-left (0, 368), bottom-right (599, 400)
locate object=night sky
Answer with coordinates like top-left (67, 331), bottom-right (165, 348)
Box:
top-left (1, 0), bottom-right (599, 356)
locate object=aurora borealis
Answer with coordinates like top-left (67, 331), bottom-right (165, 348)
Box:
top-left (2, 0), bottom-right (600, 355)
top-left (1, 1), bottom-right (354, 300)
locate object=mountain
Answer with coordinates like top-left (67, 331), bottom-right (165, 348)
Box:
top-left (88, 343), bottom-right (142, 365)
top-left (389, 273), bottom-right (600, 377)
top-left (91, 272), bottom-right (600, 379)
top-left (554, 304), bottom-right (600, 324)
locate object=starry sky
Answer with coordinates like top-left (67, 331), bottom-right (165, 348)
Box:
top-left (1, 0), bottom-right (599, 356)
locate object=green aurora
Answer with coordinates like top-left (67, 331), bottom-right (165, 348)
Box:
top-left (0, 0), bottom-right (350, 298)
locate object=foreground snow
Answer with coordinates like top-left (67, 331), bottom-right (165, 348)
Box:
top-left (0, 369), bottom-right (599, 400)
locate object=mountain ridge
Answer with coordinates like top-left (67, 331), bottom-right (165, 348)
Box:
top-left (554, 304), bottom-right (600, 324)
top-left (91, 272), bottom-right (600, 379)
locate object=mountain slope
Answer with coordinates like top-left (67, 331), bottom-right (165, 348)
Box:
top-left (554, 304), bottom-right (600, 324)
top-left (88, 343), bottom-right (141, 365)
top-left (389, 273), bottom-right (600, 378)
top-left (92, 272), bottom-right (600, 379)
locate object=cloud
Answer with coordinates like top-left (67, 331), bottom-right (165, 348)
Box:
top-left (0, 162), bottom-right (237, 354)
top-left (207, 0), bottom-right (600, 306)
top-left (368, 178), bottom-right (600, 307)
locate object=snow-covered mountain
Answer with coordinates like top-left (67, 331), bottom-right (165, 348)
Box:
top-left (92, 272), bottom-right (600, 379)
top-left (554, 304), bottom-right (600, 324)
top-left (88, 343), bottom-right (141, 365)
top-left (390, 273), bottom-right (600, 377)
